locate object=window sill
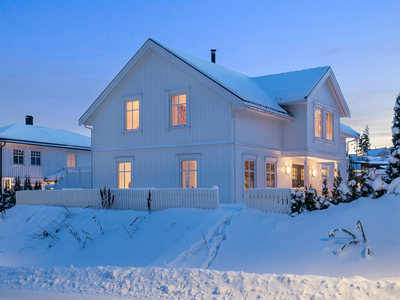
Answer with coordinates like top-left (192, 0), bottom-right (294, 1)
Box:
top-left (314, 137), bottom-right (335, 146)
top-left (12, 164), bottom-right (25, 166)
top-left (166, 125), bottom-right (191, 131)
top-left (123, 129), bottom-right (142, 134)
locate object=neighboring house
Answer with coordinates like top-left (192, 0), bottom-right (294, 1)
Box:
top-left (350, 147), bottom-right (389, 180)
top-left (0, 116), bottom-right (91, 191)
top-left (79, 38), bottom-right (358, 203)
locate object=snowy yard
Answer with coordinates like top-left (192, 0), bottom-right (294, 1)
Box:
top-left (1, 194), bottom-right (400, 299)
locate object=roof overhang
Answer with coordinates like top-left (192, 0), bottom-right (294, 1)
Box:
top-left (0, 138), bottom-right (91, 151)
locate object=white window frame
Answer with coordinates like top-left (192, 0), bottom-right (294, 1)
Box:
top-left (123, 94), bottom-right (142, 132)
top-left (265, 158), bottom-right (277, 188)
top-left (67, 153), bottom-right (77, 168)
top-left (243, 154), bottom-right (258, 193)
top-left (13, 149), bottom-right (24, 165)
top-left (314, 102), bottom-right (335, 144)
top-left (176, 153), bottom-right (200, 188)
top-left (167, 87), bottom-right (190, 128)
top-left (115, 157), bottom-right (134, 189)
top-left (30, 150), bottom-right (41, 166)
top-left (326, 109), bottom-right (334, 142)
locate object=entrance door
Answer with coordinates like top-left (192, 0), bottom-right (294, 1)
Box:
top-left (292, 164), bottom-right (304, 188)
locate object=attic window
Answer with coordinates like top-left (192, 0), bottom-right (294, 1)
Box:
top-left (126, 100), bottom-right (140, 130)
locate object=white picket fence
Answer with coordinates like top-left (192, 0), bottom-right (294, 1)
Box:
top-left (16, 187), bottom-right (219, 211)
top-left (246, 188), bottom-right (292, 214)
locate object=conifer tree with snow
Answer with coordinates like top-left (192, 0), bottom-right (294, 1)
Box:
top-left (322, 177), bottom-right (329, 200)
top-left (347, 155), bottom-right (358, 201)
top-left (24, 175), bottom-right (32, 190)
top-left (331, 170), bottom-right (345, 204)
top-left (290, 190), bottom-right (304, 216)
top-left (386, 93), bottom-right (400, 182)
top-left (13, 176), bottom-right (21, 192)
top-left (358, 126), bottom-right (371, 158)
top-left (34, 180), bottom-right (42, 190)
top-left (360, 168), bottom-right (373, 197)
top-left (304, 186), bottom-right (317, 211)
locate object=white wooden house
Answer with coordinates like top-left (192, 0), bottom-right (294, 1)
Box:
top-left (0, 116), bottom-right (91, 191)
top-left (79, 39), bottom-right (358, 203)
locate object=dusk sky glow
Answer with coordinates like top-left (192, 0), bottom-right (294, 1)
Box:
top-left (1, 0), bottom-right (399, 149)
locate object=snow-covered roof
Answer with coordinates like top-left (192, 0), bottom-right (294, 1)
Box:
top-left (340, 123), bottom-right (359, 138)
top-left (251, 67), bottom-right (330, 103)
top-left (152, 39), bottom-right (291, 116)
top-left (0, 123), bottom-right (91, 150)
top-left (80, 38), bottom-right (351, 125)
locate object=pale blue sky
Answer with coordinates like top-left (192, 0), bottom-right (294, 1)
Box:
top-left (1, 0), bottom-right (399, 148)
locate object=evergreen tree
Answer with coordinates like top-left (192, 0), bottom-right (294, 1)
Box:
top-left (34, 180), bottom-right (42, 190)
top-left (358, 126), bottom-right (371, 157)
top-left (304, 186), bottom-right (317, 211)
top-left (24, 175), bottom-right (32, 190)
top-left (321, 177), bottom-right (329, 200)
top-left (347, 155), bottom-right (358, 201)
top-left (290, 190), bottom-right (304, 216)
top-left (331, 170), bottom-right (344, 204)
top-left (386, 93), bottom-right (400, 181)
top-left (14, 176), bottom-right (21, 192)
top-left (360, 168), bottom-right (374, 197)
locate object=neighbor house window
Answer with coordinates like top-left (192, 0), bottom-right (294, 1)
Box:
top-left (31, 151), bottom-right (41, 166)
top-left (13, 149), bottom-right (24, 165)
top-left (171, 93), bottom-right (187, 126)
top-left (118, 162), bottom-right (131, 189)
top-left (326, 112), bottom-right (333, 141)
top-left (265, 162), bottom-right (276, 188)
top-left (126, 100), bottom-right (140, 130)
top-left (315, 108), bottom-right (322, 138)
top-left (67, 154), bottom-right (76, 167)
top-left (181, 160), bottom-right (197, 188)
top-left (244, 160), bottom-right (255, 192)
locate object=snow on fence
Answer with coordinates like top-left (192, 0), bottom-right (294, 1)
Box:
top-left (16, 187), bottom-right (219, 211)
top-left (246, 188), bottom-right (292, 214)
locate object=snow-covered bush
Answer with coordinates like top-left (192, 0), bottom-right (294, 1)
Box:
top-left (347, 156), bottom-right (359, 202)
top-left (304, 186), bottom-right (317, 211)
top-left (371, 177), bottom-right (387, 199)
top-left (387, 177), bottom-right (400, 194)
top-left (99, 187), bottom-right (114, 209)
top-left (290, 190), bottom-right (304, 216)
top-left (0, 180), bottom-right (16, 218)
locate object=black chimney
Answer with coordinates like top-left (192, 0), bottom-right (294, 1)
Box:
top-left (210, 49), bottom-right (216, 63)
top-left (25, 115), bottom-right (33, 125)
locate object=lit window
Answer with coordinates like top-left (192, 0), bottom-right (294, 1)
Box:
top-left (244, 160), bottom-right (255, 192)
top-left (13, 149), bottom-right (24, 165)
top-left (31, 151), bottom-right (41, 166)
top-left (126, 100), bottom-right (140, 130)
top-left (171, 94), bottom-right (187, 126)
top-left (181, 160), bottom-right (197, 188)
top-left (266, 162), bottom-right (276, 188)
top-left (67, 154), bottom-right (76, 167)
top-left (118, 162), bottom-right (131, 189)
top-left (326, 112), bottom-right (333, 141)
top-left (315, 108), bottom-right (322, 138)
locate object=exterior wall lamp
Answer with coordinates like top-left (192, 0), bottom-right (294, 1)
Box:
top-left (312, 168), bottom-right (316, 177)
top-left (286, 166), bottom-right (290, 175)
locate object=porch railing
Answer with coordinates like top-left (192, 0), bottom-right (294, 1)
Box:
top-left (16, 187), bottom-right (219, 211)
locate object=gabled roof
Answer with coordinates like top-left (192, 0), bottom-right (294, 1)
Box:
top-left (79, 38), bottom-right (351, 125)
top-left (340, 123), bottom-right (359, 139)
top-left (251, 67), bottom-right (330, 103)
top-left (0, 123), bottom-right (91, 150)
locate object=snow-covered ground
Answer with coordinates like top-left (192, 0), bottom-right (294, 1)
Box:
top-left (1, 194), bottom-right (400, 299)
